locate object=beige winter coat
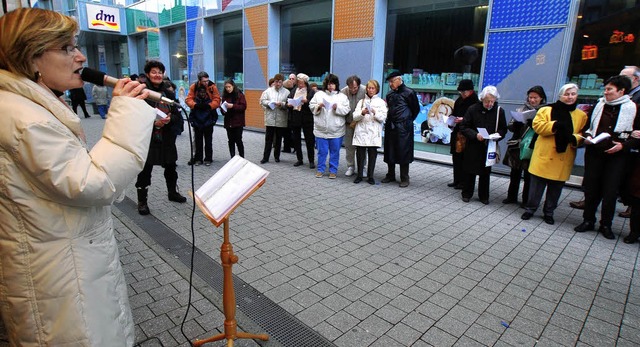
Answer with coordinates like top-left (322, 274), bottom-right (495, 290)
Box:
top-left (259, 86), bottom-right (289, 127)
top-left (0, 69), bottom-right (155, 346)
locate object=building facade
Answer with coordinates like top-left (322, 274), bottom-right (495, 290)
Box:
top-left (9, 0), bottom-right (640, 176)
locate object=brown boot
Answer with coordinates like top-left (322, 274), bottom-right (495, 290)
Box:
top-left (619, 206), bottom-right (631, 218)
top-left (569, 199), bottom-right (585, 210)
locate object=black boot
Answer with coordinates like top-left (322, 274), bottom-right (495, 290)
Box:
top-left (229, 142), bottom-right (235, 158)
top-left (167, 179), bottom-right (187, 203)
top-left (137, 187), bottom-right (150, 215)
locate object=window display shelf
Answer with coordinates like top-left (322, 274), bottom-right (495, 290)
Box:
top-left (405, 83), bottom-right (460, 95)
top-left (578, 88), bottom-right (603, 97)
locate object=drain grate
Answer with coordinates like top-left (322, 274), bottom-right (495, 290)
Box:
top-left (116, 198), bottom-right (335, 347)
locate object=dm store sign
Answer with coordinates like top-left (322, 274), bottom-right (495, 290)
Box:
top-left (86, 4), bottom-right (120, 32)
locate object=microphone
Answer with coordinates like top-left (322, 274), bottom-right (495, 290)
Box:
top-left (81, 67), bottom-right (180, 108)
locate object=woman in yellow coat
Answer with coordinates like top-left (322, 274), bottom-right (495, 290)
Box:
top-left (521, 83), bottom-right (587, 224)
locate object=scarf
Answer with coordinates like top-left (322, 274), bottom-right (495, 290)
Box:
top-left (587, 95), bottom-right (636, 136)
top-left (293, 87), bottom-right (307, 111)
top-left (550, 100), bottom-right (576, 153)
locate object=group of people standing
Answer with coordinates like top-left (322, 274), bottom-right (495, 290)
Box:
top-left (258, 71), bottom-right (419, 186)
top-left (447, 69), bottom-right (640, 244)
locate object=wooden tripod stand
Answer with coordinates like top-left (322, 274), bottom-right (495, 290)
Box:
top-left (193, 218), bottom-right (269, 347)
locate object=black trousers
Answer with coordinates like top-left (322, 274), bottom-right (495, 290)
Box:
top-left (72, 100), bottom-right (90, 118)
top-left (226, 127), bottom-right (244, 157)
top-left (135, 162), bottom-right (178, 192)
top-left (524, 174), bottom-right (564, 216)
top-left (282, 127), bottom-right (294, 152)
top-left (462, 167), bottom-right (491, 200)
top-left (356, 146), bottom-right (377, 178)
top-left (263, 126), bottom-right (284, 161)
top-left (386, 163), bottom-right (409, 181)
top-left (582, 150), bottom-right (627, 227)
top-left (292, 125), bottom-right (315, 163)
top-left (507, 166), bottom-right (531, 203)
top-left (193, 125), bottom-right (214, 162)
top-left (629, 201), bottom-right (640, 241)
top-left (451, 152), bottom-right (464, 184)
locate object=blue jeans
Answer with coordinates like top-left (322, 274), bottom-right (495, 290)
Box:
top-left (316, 136), bottom-right (343, 174)
top-left (97, 105), bottom-right (108, 119)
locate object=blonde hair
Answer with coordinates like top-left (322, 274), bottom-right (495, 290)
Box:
top-left (366, 79), bottom-right (380, 94)
top-left (0, 8), bottom-right (78, 80)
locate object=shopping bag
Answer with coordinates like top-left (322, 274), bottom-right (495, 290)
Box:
top-left (485, 140), bottom-right (499, 167)
top-left (519, 127), bottom-right (535, 160)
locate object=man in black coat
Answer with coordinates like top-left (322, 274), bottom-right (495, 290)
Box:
top-left (69, 87), bottom-right (90, 118)
top-left (448, 79), bottom-right (478, 189)
top-left (383, 72), bottom-right (420, 187)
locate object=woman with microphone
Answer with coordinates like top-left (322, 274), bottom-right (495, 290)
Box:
top-left (0, 8), bottom-right (155, 346)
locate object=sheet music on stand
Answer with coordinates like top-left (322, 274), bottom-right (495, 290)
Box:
top-left (194, 156), bottom-right (269, 226)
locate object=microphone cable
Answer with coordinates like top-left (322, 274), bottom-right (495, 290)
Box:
top-left (176, 105), bottom-right (198, 347)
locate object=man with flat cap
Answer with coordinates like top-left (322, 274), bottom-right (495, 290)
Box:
top-left (448, 79), bottom-right (478, 189)
top-left (383, 72), bottom-right (420, 187)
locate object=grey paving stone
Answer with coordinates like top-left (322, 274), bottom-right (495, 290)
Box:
top-left (139, 314), bottom-right (175, 338)
top-left (374, 304), bottom-right (407, 325)
top-left (578, 327), bottom-right (617, 347)
top-left (333, 326), bottom-right (377, 347)
top-left (320, 292), bottom-right (352, 312)
top-left (263, 282), bottom-right (298, 303)
top-left (291, 288), bottom-right (322, 308)
top-left (463, 323), bottom-right (501, 346)
top-left (295, 302), bottom-right (334, 327)
top-left (583, 316), bottom-right (620, 339)
top-left (421, 326), bottom-right (457, 347)
top-left (499, 327), bottom-right (538, 346)
top-left (313, 321), bottom-right (343, 341)
top-left (388, 294), bottom-right (420, 314)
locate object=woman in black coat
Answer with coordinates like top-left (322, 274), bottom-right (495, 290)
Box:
top-left (135, 60), bottom-right (186, 215)
top-left (288, 73), bottom-right (316, 168)
top-left (460, 86), bottom-right (507, 204)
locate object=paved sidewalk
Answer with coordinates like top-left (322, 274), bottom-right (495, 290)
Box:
top-left (7, 114), bottom-right (638, 347)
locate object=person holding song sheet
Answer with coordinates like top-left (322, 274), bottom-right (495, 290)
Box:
top-left (260, 73), bottom-right (290, 164)
top-left (135, 60), bottom-right (187, 216)
top-left (0, 8), bottom-right (156, 345)
top-left (221, 78), bottom-right (247, 158)
top-left (287, 73), bottom-right (316, 168)
top-left (575, 75), bottom-right (640, 239)
top-left (503, 86), bottom-right (547, 206)
top-left (310, 73), bottom-right (350, 179)
top-left (459, 86), bottom-right (507, 204)
top-left (352, 79), bottom-right (387, 184)
top-left (520, 84), bottom-right (586, 224)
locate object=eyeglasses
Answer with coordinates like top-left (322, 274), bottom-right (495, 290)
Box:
top-left (49, 44), bottom-right (80, 56)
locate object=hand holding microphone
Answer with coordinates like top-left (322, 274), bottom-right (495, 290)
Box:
top-left (112, 78), bottom-right (148, 100)
top-left (81, 67), bottom-right (180, 108)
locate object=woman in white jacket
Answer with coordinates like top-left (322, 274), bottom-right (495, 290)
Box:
top-left (352, 80), bottom-right (388, 184)
top-left (0, 9), bottom-right (155, 346)
top-left (309, 74), bottom-right (350, 179)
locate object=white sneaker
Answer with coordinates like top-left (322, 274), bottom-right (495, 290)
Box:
top-left (345, 166), bottom-right (354, 176)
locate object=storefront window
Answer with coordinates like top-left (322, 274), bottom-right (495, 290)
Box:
top-left (214, 15), bottom-right (243, 90)
top-left (568, 0), bottom-right (640, 104)
top-left (384, 0), bottom-right (489, 150)
top-left (168, 26), bottom-right (187, 83)
top-left (280, 0), bottom-right (331, 83)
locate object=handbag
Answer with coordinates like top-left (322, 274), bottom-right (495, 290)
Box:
top-left (485, 106), bottom-right (501, 167)
top-left (455, 132), bottom-right (466, 153)
top-left (519, 126), bottom-right (535, 160)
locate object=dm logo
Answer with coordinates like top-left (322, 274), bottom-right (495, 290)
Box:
top-left (86, 4), bottom-right (120, 32)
